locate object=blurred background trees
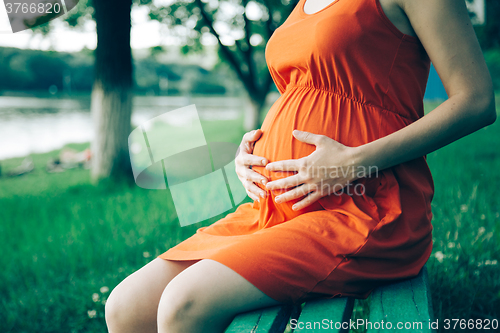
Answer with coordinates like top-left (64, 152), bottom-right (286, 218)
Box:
top-left (50, 0), bottom-right (298, 182)
top-left (146, 0), bottom-right (297, 130)
top-left (470, 0), bottom-right (500, 50)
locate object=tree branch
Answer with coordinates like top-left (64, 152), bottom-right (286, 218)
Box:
top-left (241, 0), bottom-right (256, 89)
top-left (193, 0), bottom-right (249, 86)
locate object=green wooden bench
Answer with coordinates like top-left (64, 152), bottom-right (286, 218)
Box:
top-left (225, 266), bottom-right (434, 333)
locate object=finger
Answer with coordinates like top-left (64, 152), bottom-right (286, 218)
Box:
top-left (240, 154), bottom-right (268, 167)
top-left (252, 128), bottom-right (263, 140)
top-left (237, 131), bottom-right (257, 157)
top-left (265, 174), bottom-right (303, 190)
top-left (242, 130), bottom-right (255, 143)
top-left (239, 137), bottom-right (258, 156)
top-left (274, 184), bottom-right (316, 204)
top-left (243, 181), bottom-right (261, 202)
top-left (242, 168), bottom-right (268, 186)
top-left (245, 180), bottom-right (267, 199)
top-left (292, 130), bottom-right (326, 146)
top-left (242, 129), bottom-right (263, 143)
top-left (246, 130), bottom-right (263, 152)
top-left (265, 159), bottom-right (302, 172)
top-left (246, 189), bottom-right (260, 202)
top-left (291, 190), bottom-right (323, 211)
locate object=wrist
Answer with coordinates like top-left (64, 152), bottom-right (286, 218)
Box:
top-left (351, 143), bottom-right (379, 178)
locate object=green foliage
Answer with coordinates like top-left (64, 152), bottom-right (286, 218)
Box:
top-left (147, 0), bottom-right (296, 99)
top-left (484, 48), bottom-right (500, 91)
top-left (472, 0), bottom-right (500, 50)
top-left (0, 47), bottom-right (233, 95)
top-left (425, 97), bottom-right (500, 325)
top-left (0, 47), bottom-right (92, 93)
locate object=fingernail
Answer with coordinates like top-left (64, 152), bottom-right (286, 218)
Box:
top-left (261, 179), bottom-right (267, 185)
top-left (261, 159), bottom-right (267, 165)
top-left (292, 204), bottom-right (297, 210)
top-left (275, 196), bottom-right (281, 203)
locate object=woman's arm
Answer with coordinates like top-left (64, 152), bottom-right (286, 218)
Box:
top-left (265, 0), bottom-right (496, 210)
top-left (358, 0), bottom-right (496, 172)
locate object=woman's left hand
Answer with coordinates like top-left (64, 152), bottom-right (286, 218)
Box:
top-left (265, 130), bottom-right (365, 211)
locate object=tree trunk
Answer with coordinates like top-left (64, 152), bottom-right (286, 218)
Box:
top-left (90, 0), bottom-right (133, 183)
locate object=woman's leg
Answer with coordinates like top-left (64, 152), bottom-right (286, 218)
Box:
top-left (105, 257), bottom-right (199, 333)
top-left (157, 259), bottom-right (285, 333)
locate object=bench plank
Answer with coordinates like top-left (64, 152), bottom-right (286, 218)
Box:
top-left (224, 309), bottom-right (261, 332)
top-left (255, 305), bottom-right (295, 333)
top-left (225, 266), bottom-right (434, 333)
top-left (293, 297), bottom-right (355, 333)
top-left (224, 305), bottom-right (294, 333)
top-left (367, 266), bottom-right (434, 333)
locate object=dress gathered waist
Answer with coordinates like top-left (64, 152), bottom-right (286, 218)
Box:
top-left (283, 84), bottom-right (420, 122)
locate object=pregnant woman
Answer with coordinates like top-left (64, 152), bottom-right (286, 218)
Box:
top-left (106, 0), bottom-right (496, 332)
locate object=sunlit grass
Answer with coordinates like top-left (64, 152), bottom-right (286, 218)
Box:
top-left (0, 100), bottom-right (499, 332)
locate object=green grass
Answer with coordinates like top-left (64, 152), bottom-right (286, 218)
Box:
top-left (0, 102), bottom-right (499, 332)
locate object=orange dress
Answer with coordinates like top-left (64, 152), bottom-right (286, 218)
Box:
top-left (159, 0), bottom-right (434, 304)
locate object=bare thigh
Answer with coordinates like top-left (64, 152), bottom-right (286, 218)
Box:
top-left (105, 257), bottom-right (199, 333)
top-left (157, 259), bottom-right (285, 333)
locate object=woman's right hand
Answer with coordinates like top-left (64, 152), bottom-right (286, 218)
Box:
top-left (235, 129), bottom-right (268, 202)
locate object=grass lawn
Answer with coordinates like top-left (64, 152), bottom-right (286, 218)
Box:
top-left (0, 100), bottom-right (499, 333)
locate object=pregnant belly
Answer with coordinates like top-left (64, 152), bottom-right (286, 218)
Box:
top-left (251, 93), bottom-right (327, 195)
top-left (252, 89), bottom-right (341, 179)
top-left (250, 86), bottom-right (398, 198)
top-left (250, 93), bottom-right (334, 217)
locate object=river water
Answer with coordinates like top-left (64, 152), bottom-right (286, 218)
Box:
top-left (0, 95), bottom-right (245, 160)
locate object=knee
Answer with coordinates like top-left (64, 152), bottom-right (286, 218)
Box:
top-left (157, 283), bottom-right (209, 332)
top-left (105, 285), bottom-right (132, 332)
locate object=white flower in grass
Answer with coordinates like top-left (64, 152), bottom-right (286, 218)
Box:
top-left (100, 286), bottom-right (109, 294)
top-left (447, 242), bottom-right (455, 248)
top-left (87, 310), bottom-right (97, 318)
top-left (92, 293), bottom-right (100, 302)
top-left (143, 251), bottom-right (151, 258)
top-left (434, 251), bottom-right (444, 263)
top-left (478, 227), bottom-right (486, 235)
